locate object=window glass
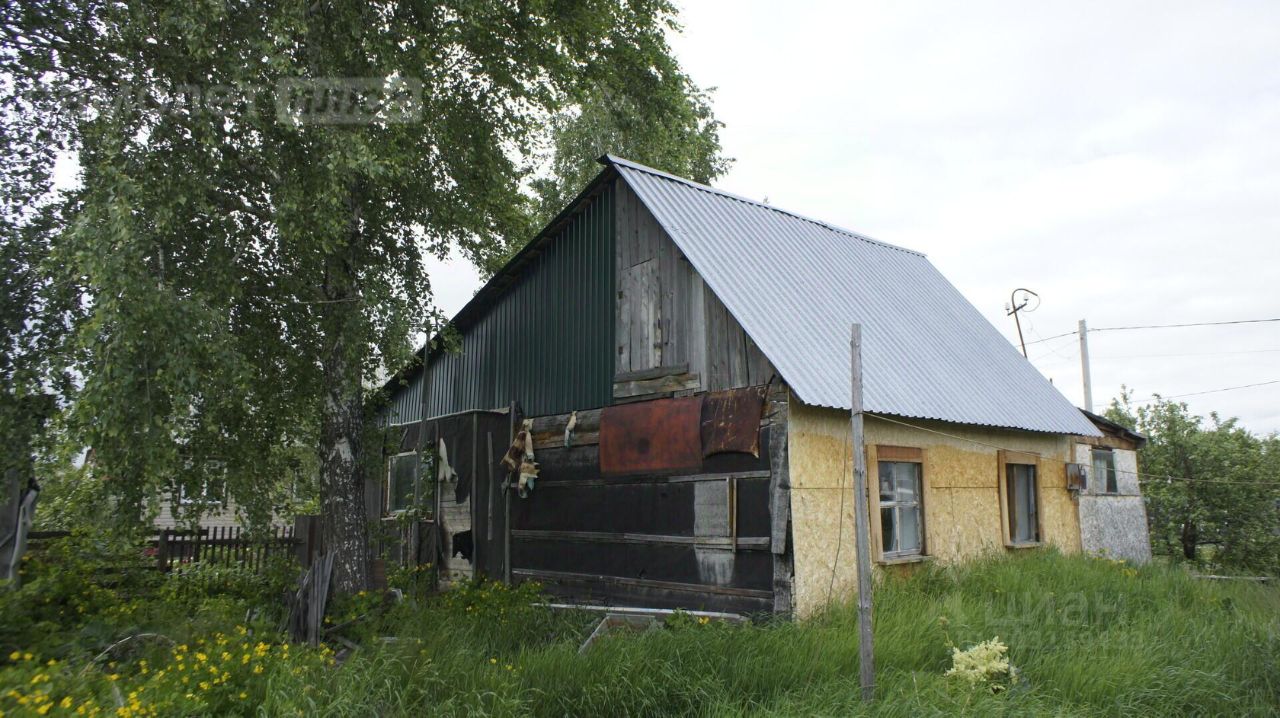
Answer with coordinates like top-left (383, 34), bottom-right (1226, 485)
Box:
top-left (877, 460), bottom-right (923, 558)
top-left (1007, 463), bottom-right (1039, 543)
top-left (1092, 449), bottom-right (1118, 494)
top-left (899, 503), bottom-right (921, 552)
top-left (388, 453), bottom-right (420, 512)
top-left (881, 507), bottom-right (897, 553)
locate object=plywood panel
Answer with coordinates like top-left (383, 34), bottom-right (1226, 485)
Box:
top-left (787, 399), bottom-right (1079, 617)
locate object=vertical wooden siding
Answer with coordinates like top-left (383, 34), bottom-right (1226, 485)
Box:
top-left (614, 180), bottom-right (774, 391)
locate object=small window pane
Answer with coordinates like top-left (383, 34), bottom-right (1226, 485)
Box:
top-left (881, 507), bottom-right (897, 553)
top-left (879, 471), bottom-right (895, 502)
top-left (895, 464), bottom-right (919, 501)
top-left (899, 506), bottom-right (922, 552)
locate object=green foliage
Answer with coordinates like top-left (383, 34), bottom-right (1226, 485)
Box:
top-left (2, 551), bottom-right (1279, 715)
top-left (0, 0), bottom-right (728, 547)
top-left (1106, 389), bottom-right (1280, 575)
top-left (0, 530), bottom-right (161, 658)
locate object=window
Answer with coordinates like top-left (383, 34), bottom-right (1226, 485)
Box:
top-left (1091, 448), bottom-right (1118, 494)
top-left (177, 480), bottom-right (225, 507)
top-left (870, 445), bottom-right (926, 561)
top-left (879, 461), bottom-right (924, 558)
top-left (998, 450), bottom-right (1041, 546)
top-left (177, 462), bottom-right (226, 507)
top-left (387, 452), bottom-right (423, 513)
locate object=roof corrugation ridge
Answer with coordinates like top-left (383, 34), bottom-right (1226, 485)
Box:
top-left (601, 155), bottom-right (926, 258)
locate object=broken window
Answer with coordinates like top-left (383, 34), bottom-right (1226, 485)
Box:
top-left (387, 452), bottom-right (423, 513)
top-left (1091, 448), bottom-right (1118, 494)
top-left (878, 460), bottom-right (924, 558)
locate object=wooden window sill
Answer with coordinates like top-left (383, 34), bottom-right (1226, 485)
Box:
top-left (878, 554), bottom-right (934, 566)
top-left (1005, 541), bottom-right (1042, 550)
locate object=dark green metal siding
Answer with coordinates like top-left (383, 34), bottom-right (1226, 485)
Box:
top-left (387, 182), bottom-right (615, 424)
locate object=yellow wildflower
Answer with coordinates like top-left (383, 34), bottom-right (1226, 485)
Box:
top-left (8, 651), bottom-right (19, 661)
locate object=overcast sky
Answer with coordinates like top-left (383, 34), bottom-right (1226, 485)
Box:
top-left (433, 2), bottom-right (1280, 433)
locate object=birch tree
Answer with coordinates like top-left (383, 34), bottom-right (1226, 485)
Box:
top-left (1, 0), bottom-right (726, 592)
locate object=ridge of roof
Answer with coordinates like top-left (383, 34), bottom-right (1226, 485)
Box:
top-left (599, 154), bottom-right (926, 258)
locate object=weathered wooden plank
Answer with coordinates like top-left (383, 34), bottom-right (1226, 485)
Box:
top-left (688, 271), bottom-right (707, 386)
top-left (745, 331), bottom-right (775, 387)
top-left (727, 325), bottom-right (749, 389)
top-left (658, 228), bottom-right (677, 366)
top-left (530, 574), bottom-right (773, 615)
top-left (533, 431), bottom-right (599, 450)
top-left (671, 253), bottom-right (692, 369)
top-left (622, 259), bottom-right (659, 370)
top-left (616, 177), bottom-right (633, 270)
top-left (767, 382), bottom-right (793, 615)
top-left (533, 469), bottom-right (771, 488)
top-left (512, 529), bottom-right (770, 550)
top-left (614, 364), bottom-right (689, 383)
top-left (704, 280), bottom-right (729, 390)
top-left (613, 372), bottom-right (701, 399)
top-left (512, 568), bottom-right (774, 600)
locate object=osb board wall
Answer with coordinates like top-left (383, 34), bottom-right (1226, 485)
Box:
top-left (1073, 443), bottom-right (1152, 563)
top-left (787, 399), bottom-right (1078, 617)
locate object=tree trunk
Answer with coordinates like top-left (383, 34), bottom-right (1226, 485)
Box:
top-left (1180, 518), bottom-right (1198, 561)
top-left (317, 207), bottom-right (370, 594)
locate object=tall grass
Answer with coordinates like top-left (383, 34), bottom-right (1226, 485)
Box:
top-left (254, 550), bottom-right (1278, 716)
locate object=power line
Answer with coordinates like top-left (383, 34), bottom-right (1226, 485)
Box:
top-left (1131, 379), bottom-right (1280, 403)
top-left (1021, 317), bottom-right (1280, 347)
top-left (1092, 318), bottom-right (1280, 333)
top-left (1096, 348), bottom-right (1280, 360)
top-left (1023, 330), bottom-right (1077, 347)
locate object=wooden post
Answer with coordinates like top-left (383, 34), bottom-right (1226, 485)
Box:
top-left (156, 530), bottom-right (170, 572)
top-left (850, 324), bottom-right (875, 702)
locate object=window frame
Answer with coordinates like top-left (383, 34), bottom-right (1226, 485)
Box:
top-left (1091, 447), bottom-right (1118, 494)
top-left (386, 450), bottom-right (424, 515)
top-left (997, 450), bottom-right (1043, 548)
top-left (868, 445), bottom-right (928, 563)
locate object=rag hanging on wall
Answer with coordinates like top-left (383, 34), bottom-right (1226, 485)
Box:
top-left (502, 419), bottom-right (540, 498)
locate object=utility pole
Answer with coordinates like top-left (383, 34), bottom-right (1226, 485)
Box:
top-left (1006, 288), bottom-right (1039, 358)
top-left (1079, 319), bottom-right (1093, 412)
top-left (849, 324), bottom-right (875, 702)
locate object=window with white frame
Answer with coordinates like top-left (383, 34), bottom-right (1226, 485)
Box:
top-left (877, 457), bottom-right (925, 559)
top-left (1091, 448), bottom-right (1118, 494)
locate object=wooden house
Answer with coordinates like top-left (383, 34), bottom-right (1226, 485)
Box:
top-left (378, 156), bottom-right (1104, 616)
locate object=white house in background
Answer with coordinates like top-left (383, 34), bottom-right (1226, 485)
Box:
top-left (1075, 410), bottom-right (1152, 563)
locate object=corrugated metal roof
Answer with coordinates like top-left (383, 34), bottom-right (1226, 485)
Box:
top-left (606, 155), bottom-right (1099, 437)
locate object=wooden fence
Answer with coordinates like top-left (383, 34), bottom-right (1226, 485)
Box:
top-left (155, 525), bottom-right (299, 572)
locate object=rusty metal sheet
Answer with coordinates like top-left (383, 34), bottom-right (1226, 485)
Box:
top-left (701, 387), bottom-right (766, 458)
top-left (600, 396), bottom-right (704, 476)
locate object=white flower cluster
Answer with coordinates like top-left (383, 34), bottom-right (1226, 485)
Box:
top-left (945, 636), bottom-right (1020, 692)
